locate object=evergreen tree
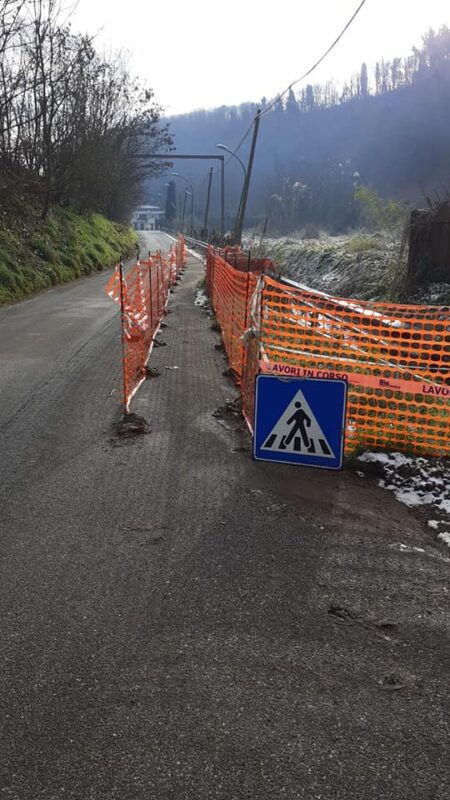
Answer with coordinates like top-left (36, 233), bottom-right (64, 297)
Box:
top-left (286, 87), bottom-right (299, 113)
top-left (375, 62), bottom-right (381, 94)
top-left (305, 84), bottom-right (315, 112)
top-left (360, 62), bottom-right (369, 97)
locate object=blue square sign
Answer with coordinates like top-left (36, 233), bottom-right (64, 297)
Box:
top-left (253, 375), bottom-right (347, 470)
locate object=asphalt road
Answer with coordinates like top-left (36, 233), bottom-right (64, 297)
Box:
top-left (0, 232), bottom-right (449, 799)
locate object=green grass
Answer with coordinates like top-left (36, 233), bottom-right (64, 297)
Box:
top-left (0, 205), bottom-right (138, 304)
top-left (345, 235), bottom-right (380, 255)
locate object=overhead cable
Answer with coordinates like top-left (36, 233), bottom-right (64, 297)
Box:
top-left (230, 0), bottom-right (368, 158)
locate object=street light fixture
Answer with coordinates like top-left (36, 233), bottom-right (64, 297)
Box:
top-left (172, 172), bottom-right (194, 233)
top-left (216, 143), bottom-right (247, 180)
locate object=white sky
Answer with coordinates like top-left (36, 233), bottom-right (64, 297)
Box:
top-left (72, 0), bottom-right (449, 115)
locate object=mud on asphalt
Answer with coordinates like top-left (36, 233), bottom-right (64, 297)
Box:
top-left (105, 250), bottom-right (449, 799)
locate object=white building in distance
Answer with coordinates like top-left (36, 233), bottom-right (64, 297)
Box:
top-left (131, 205), bottom-right (164, 231)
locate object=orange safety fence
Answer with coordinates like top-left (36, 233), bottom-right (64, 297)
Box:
top-left (207, 247), bottom-right (450, 457)
top-left (105, 234), bottom-right (187, 412)
top-left (217, 246), bottom-right (274, 275)
top-left (207, 246), bottom-right (259, 380)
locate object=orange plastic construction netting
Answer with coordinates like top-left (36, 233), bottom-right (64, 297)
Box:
top-left (207, 248), bottom-right (450, 457)
top-left (105, 234), bottom-right (187, 411)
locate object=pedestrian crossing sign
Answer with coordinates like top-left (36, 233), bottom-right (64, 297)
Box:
top-left (253, 375), bottom-right (347, 470)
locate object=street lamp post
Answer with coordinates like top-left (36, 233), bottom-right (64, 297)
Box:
top-left (216, 109), bottom-right (261, 246)
top-left (181, 190), bottom-right (191, 233)
top-left (216, 143), bottom-right (247, 243)
top-left (203, 168), bottom-right (214, 236)
top-left (172, 173), bottom-right (194, 234)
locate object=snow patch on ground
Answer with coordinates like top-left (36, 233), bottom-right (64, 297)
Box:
top-left (438, 532), bottom-right (450, 547)
top-left (411, 281), bottom-right (450, 305)
top-left (187, 247), bottom-right (206, 263)
top-left (394, 543), bottom-right (425, 554)
top-left (194, 289), bottom-right (209, 309)
top-left (358, 451), bottom-right (450, 548)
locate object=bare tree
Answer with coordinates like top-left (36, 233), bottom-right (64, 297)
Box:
top-left (0, 0), bottom-right (25, 57)
top-left (0, 0), bottom-right (172, 221)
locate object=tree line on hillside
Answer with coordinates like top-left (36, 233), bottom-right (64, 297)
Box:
top-left (0, 0), bottom-right (172, 222)
top-left (159, 27), bottom-right (450, 234)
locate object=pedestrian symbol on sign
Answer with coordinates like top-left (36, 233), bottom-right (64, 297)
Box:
top-left (253, 375), bottom-right (347, 470)
top-left (262, 389), bottom-right (334, 458)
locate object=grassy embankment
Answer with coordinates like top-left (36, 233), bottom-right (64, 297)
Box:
top-left (0, 203), bottom-right (138, 304)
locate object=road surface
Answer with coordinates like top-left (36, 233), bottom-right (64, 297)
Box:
top-left (0, 232), bottom-right (448, 799)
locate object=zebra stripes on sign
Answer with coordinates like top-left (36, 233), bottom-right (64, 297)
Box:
top-left (262, 389), bottom-right (335, 458)
top-left (253, 375), bottom-right (347, 470)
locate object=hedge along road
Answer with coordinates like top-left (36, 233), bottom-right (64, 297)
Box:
top-left (0, 232), bottom-right (448, 800)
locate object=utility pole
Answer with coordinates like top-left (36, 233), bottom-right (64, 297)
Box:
top-left (220, 157), bottom-right (225, 242)
top-left (234, 109), bottom-right (261, 246)
top-left (144, 155), bottom-right (225, 240)
top-left (203, 168), bottom-right (213, 235)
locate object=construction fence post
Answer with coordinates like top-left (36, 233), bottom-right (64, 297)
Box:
top-left (119, 261), bottom-right (128, 414)
top-left (148, 259), bottom-right (154, 334)
top-left (157, 254), bottom-right (162, 318)
top-left (240, 251), bottom-right (252, 383)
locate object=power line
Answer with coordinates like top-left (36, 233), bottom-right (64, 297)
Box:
top-left (230, 0), bottom-right (368, 157)
top-left (195, 1), bottom-right (369, 182)
top-left (259, 0), bottom-right (368, 119)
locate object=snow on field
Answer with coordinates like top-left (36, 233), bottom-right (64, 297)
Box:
top-left (357, 451), bottom-right (450, 548)
top-left (252, 233), bottom-right (450, 305)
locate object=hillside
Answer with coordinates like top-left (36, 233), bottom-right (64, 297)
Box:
top-left (0, 189), bottom-right (137, 304)
top-left (154, 27), bottom-right (450, 234)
